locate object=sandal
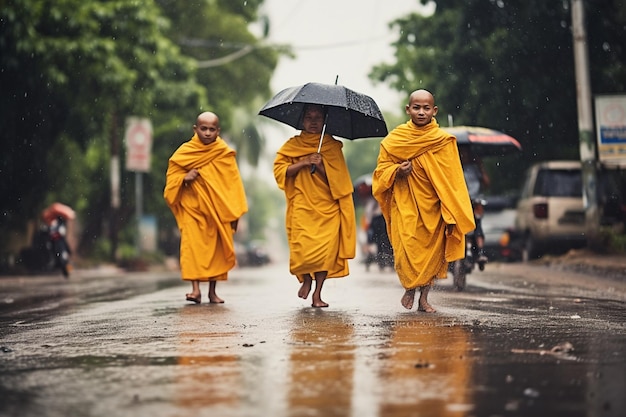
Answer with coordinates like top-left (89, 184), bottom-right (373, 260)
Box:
top-left (185, 294), bottom-right (201, 304)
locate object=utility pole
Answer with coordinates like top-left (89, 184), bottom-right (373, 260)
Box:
top-left (110, 112), bottom-right (120, 262)
top-left (571, 0), bottom-right (599, 247)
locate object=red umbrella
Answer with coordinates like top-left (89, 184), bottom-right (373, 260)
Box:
top-left (443, 126), bottom-right (522, 157)
top-left (42, 202), bottom-right (76, 225)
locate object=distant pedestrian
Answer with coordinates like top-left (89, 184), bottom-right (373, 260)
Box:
top-left (372, 90), bottom-right (474, 312)
top-left (273, 104), bottom-right (356, 308)
top-left (164, 112), bottom-right (248, 304)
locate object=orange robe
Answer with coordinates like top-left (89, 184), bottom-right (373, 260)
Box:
top-left (164, 134), bottom-right (248, 281)
top-left (274, 132), bottom-right (356, 281)
top-left (372, 119), bottom-right (474, 289)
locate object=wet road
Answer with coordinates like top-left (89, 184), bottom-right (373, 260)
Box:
top-left (0, 260), bottom-right (625, 417)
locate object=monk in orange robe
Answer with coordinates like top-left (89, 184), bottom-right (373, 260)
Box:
top-left (274, 105), bottom-right (356, 308)
top-left (164, 112), bottom-right (248, 304)
top-left (373, 90), bottom-right (474, 312)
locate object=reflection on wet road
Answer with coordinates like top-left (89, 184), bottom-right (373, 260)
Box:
top-left (288, 309), bottom-right (355, 416)
top-left (0, 261), bottom-right (624, 417)
top-left (377, 318), bottom-right (471, 416)
top-left (175, 306), bottom-right (242, 413)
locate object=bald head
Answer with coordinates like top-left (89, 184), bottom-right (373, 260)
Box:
top-left (408, 89), bottom-right (435, 105)
top-left (196, 111), bottom-right (220, 127)
top-left (194, 111), bottom-right (221, 145)
top-left (405, 89), bottom-right (438, 127)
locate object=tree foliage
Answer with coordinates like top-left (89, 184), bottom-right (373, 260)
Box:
top-left (370, 0), bottom-right (626, 193)
top-left (0, 0), bottom-right (279, 258)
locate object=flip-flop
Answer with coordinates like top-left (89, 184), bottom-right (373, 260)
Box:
top-left (185, 294), bottom-right (201, 304)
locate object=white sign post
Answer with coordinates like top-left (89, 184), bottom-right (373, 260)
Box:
top-left (595, 95), bottom-right (626, 167)
top-left (124, 118), bottom-right (153, 254)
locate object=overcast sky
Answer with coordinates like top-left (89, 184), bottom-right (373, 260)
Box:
top-left (259, 0), bottom-right (434, 112)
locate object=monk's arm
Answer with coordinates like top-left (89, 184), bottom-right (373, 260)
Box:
top-left (373, 146), bottom-right (400, 194)
top-left (286, 153), bottom-right (322, 177)
top-left (164, 162), bottom-right (187, 207)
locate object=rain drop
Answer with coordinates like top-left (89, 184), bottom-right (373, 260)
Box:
top-left (523, 388), bottom-right (540, 398)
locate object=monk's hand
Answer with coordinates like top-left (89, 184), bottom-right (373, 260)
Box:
top-left (446, 224), bottom-right (455, 236)
top-left (231, 219), bottom-right (239, 232)
top-left (183, 168), bottom-right (199, 185)
top-left (308, 152), bottom-right (322, 167)
top-left (396, 160), bottom-right (412, 178)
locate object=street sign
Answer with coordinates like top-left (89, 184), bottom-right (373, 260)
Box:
top-left (124, 117), bottom-right (153, 172)
top-left (595, 95), bottom-right (626, 166)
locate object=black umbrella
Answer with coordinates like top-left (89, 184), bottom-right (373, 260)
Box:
top-left (443, 126), bottom-right (522, 157)
top-left (258, 82), bottom-right (388, 141)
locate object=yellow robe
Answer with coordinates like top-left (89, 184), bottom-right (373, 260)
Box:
top-left (372, 119), bottom-right (474, 289)
top-left (164, 134), bottom-right (248, 281)
top-left (274, 132), bottom-right (356, 281)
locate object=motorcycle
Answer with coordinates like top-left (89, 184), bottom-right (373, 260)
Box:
top-left (365, 214), bottom-right (394, 272)
top-left (47, 216), bottom-right (72, 277)
top-left (451, 198), bottom-right (488, 291)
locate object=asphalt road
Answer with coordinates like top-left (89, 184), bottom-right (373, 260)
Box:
top-left (0, 258), bottom-right (625, 417)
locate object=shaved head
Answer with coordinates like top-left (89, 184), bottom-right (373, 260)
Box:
top-left (196, 111), bottom-right (220, 127)
top-left (405, 89), bottom-right (438, 127)
top-left (408, 89), bottom-right (435, 105)
top-left (193, 111), bottom-right (221, 145)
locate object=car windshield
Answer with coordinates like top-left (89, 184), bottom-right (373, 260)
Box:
top-left (533, 169), bottom-right (582, 197)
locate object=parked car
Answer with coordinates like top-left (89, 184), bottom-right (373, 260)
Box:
top-left (480, 195), bottom-right (518, 262)
top-left (511, 160), bottom-right (587, 260)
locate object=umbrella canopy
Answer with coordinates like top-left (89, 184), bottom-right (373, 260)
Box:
top-left (443, 126), bottom-right (522, 157)
top-left (258, 82), bottom-right (388, 140)
top-left (42, 202), bottom-right (76, 225)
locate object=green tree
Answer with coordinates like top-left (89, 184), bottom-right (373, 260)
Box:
top-left (0, 0), bottom-right (280, 261)
top-left (370, 0), bottom-right (626, 193)
top-left (0, 0), bottom-right (202, 256)
top-left (148, 0), bottom-right (281, 258)
top-left (343, 111), bottom-right (410, 181)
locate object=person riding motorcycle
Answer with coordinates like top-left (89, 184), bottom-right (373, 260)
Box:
top-left (459, 146), bottom-right (490, 267)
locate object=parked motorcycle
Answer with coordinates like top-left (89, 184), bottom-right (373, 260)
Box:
top-left (17, 203), bottom-right (75, 276)
top-left (47, 216), bottom-right (72, 277)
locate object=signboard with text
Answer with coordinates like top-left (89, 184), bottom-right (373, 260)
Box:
top-left (595, 95), bottom-right (626, 166)
top-left (124, 117), bottom-right (153, 172)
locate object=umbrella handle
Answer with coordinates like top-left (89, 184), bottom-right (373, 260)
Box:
top-left (311, 114), bottom-right (329, 174)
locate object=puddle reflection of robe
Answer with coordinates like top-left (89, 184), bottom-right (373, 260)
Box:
top-left (175, 306), bottom-right (242, 411)
top-left (288, 309), bottom-right (356, 416)
top-left (378, 317), bottom-right (472, 417)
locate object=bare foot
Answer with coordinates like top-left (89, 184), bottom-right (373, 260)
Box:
top-left (417, 302), bottom-right (436, 313)
top-left (401, 289), bottom-right (416, 310)
top-left (209, 295), bottom-right (224, 304)
top-left (298, 277), bottom-right (312, 299)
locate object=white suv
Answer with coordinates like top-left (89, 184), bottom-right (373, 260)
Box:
top-left (514, 160), bottom-right (587, 260)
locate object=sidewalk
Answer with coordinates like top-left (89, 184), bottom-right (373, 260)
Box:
top-left (533, 248), bottom-right (626, 280)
